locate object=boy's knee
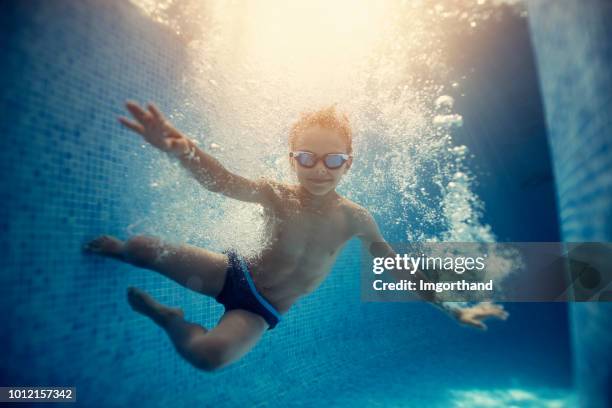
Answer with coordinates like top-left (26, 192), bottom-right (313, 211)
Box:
top-left (124, 235), bottom-right (163, 267)
top-left (192, 355), bottom-right (224, 372)
top-left (187, 338), bottom-right (233, 372)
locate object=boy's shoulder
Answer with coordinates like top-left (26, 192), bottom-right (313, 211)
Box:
top-left (338, 196), bottom-right (366, 213)
top-left (256, 177), bottom-right (294, 198)
top-left (337, 197), bottom-right (374, 225)
top-left (254, 177), bottom-right (304, 207)
top-left (338, 200), bottom-right (382, 240)
top-left (340, 196), bottom-right (370, 215)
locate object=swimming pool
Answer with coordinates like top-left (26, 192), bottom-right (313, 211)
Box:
top-left (3, 0), bottom-right (608, 406)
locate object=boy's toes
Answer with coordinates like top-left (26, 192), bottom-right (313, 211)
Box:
top-left (83, 235), bottom-right (124, 254)
top-left (127, 286), bottom-right (148, 310)
top-left (82, 236), bottom-right (107, 252)
top-left (82, 241), bottom-right (98, 252)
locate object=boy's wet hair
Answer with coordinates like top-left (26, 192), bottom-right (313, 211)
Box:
top-left (289, 104), bottom-right (352, 154)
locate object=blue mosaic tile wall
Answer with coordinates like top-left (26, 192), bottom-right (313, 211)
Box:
top-left (528, 1), bottom-right (612, 406)
top-left (1, 1), bottom-right (572, 406)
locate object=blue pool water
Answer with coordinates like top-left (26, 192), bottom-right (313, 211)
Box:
top-left (0, 0), bottom-right (593, 406)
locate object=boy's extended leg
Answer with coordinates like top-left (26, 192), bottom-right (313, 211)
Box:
top-left (127, 287), bottom-right (267, 371)
top-left (83, 235), bottom-right (228, 298)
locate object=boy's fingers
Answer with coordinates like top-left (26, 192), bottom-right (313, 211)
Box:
top-left (480, 302), bottom-right (498, 311)
top-left (466, 318), bottom-right (487, 330)
top-left (490, 305), bottom-right (508, 319)
top-left (125, 101), bottom-right (151, 124)
top-left (147, 103), bottom-right (164, 120)
top-left (118, 116), bottom-right (144, 134)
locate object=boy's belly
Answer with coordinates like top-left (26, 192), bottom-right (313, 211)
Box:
top-left (248, 247), bottom-right (340, 313)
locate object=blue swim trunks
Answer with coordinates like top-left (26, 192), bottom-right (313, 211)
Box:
top-left (215, 250), bottom-right (282, 330)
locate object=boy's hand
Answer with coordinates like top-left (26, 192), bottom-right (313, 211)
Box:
top-left (454, 302), bottom-right (509, 330)
top-left (118, 101), bottom-right (191, 157)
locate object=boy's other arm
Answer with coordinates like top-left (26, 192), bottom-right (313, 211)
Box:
top-left (353, 208), bottom-right (509, 329)
top-left (118, 101), bottom-right (270, 205)
top-left (352, 208), bottom-right (437, 303)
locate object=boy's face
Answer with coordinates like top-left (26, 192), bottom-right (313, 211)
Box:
top-left (290, 125), bottom-right (352, 196)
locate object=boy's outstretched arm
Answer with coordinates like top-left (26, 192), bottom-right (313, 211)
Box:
top-left (118, 101), bottom-right (269, 204)
top-left (353, 208), bottom-right (509, 330)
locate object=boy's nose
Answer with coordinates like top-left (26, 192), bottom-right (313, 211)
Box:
top-left (314, 162), bottom-right (329, 175)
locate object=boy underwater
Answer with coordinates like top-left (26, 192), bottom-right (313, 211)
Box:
top-left (83, 101), bottom-right (508, 371)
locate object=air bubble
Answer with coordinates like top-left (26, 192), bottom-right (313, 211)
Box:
top-left (433, 114), bottom-right (463, 128)
top-left (435, 95), bottom-right (454, 110)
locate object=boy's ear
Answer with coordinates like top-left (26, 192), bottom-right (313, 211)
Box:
top-left (344, 157), bottom-right (353, 173)
top-left (288, 155), bottom-right (296, 172)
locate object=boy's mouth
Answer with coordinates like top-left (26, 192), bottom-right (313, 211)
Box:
top-left (308, 178), bottom-right (333, 184)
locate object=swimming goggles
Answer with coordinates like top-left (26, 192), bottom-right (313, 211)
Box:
top-left (289, 151), bottom-right (351, 169)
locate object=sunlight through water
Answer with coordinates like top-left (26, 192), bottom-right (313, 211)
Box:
top-left (126, 0), bottom-right (526, 287)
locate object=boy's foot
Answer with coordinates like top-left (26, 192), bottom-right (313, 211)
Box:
top-left (83, 235), bottom-right (125, 258)
top-left (127, 286), bottom-right (185, 328)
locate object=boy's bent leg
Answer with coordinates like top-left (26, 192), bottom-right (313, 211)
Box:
top-left (127, 286), bottom-right (186, 327)
top-left (128, 287), bottom-right (266, 371)
top-left (180, 309), bottom-right (268, 371)
top-left (85, 235), bottom-right (228, 298)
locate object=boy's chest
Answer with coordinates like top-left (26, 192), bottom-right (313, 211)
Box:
top-left (267, 205), bottom-right (354, 250)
